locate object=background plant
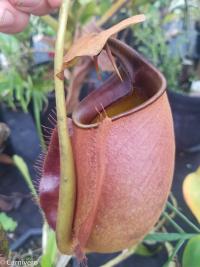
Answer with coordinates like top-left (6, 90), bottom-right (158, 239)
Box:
top-left (128, 0), bottom-right (199, 93)
top-left (0, 18), bottom-right (55, 147)
top-left (131, 0), bottom-right (183, 91)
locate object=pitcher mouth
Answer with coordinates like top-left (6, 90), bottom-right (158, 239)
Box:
top-left (72, 39), bottom-right (166, 129)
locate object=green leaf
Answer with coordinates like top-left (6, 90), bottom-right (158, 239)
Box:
top-left (78, 0), bottom-right (92, 5)
top-left (13, 155), bottom-right (38, 200)
top-left (0, 213), bottom-right (17, 232)
top-left (135, 244), bottom-right (155, 256)
top-left (145, 233), bottom-right (196, 242)
top-left (79, 1), bottom-right (98, 23)
top-left (183, 167), bottom-right (200, 223)
top-left (166, 201), bottom-right (200, 233)
top-left (182, 235), bottom-right (200, 267)
top-left (41, 223), bottom-right (57, 267)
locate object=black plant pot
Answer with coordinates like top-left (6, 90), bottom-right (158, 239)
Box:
top-left (167, 90), bottom-right (200, 152)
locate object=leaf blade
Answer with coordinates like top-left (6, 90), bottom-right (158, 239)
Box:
top-left (145, 233), bottom-right (196, 242)
top-left (183, 167), bottom-right (200, 223)
top-left (182, 235), bottom-right (200, 267)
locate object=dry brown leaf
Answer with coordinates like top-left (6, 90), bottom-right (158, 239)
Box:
top-left (0, 123), bottom-right (10, 150)
top-left (63, 14), bottom-right (145, 68)
top-left (64, 15), bottom-right (145, 111)
top-left (97, 50), bottom-right (115, 72)
top-left (81, 19), bottom-right (116, 72)
top-left (0, 154), bottom-right (13, 165)
top-left (65, 18), bottom-right (116, 109)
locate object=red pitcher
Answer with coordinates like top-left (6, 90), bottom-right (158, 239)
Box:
top-left (40, 37), bottom-right (175, 256)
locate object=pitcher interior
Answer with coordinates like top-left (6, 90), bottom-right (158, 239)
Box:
top-left (72, 44), bottom-right (166, 127)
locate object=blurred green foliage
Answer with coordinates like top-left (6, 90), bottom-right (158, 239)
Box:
top-left (0, 17), bottom-right (54, 109)
top-left (0, 0), bottom-right (115, 145)
top-left (182, 235), bottom-right (200, 267)
top-left (0, 18), bottom-right (54, 146)
top-left (132, 0), bottom-right (183, 91)
top-left (0, 213), bottom-right (17, 232)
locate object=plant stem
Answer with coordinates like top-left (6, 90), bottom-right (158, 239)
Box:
top-left (54, 0), bottom-right (76, 254)
top-left (41, 15), bottom-right (59, 32)
top-left (100, 245), bottom-right (137, 267)
top-left (145, 232), bottom-right (196, 242)
top-left (163, 212), bottom-right (184, 233)
top-left (155, 195), bottom-right (177, 231)
top-left (41, 15), bottom-right (70, 46)
top-left (163, 239), bottom-right (185, 267)
top-left (43, 0), bottom-right (130, 30)
top-left (97, 0), bottom-right (129, 26)
top-left (166, 202), bottom-right (200, 233)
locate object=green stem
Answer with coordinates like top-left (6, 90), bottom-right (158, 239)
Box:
top-left (100, 245), bottom-right (137, 267)
top-left (42, 1), bottom-right (129, 41)
top-left (145, 233), bottom-right (196, 242)
top-left (166, 202), bottom-right (200, 233)
top-left (41, 15), bottom-right (59, 32)
top-left (54, 0), bottom-right (76, 254)
top-left (163, 212), bottom-right (184, 233)
top-left (163, 239), bottom-right (185, 267)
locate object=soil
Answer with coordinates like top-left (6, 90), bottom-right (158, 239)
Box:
top-left (0, 105), bottom-right (42, 250)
